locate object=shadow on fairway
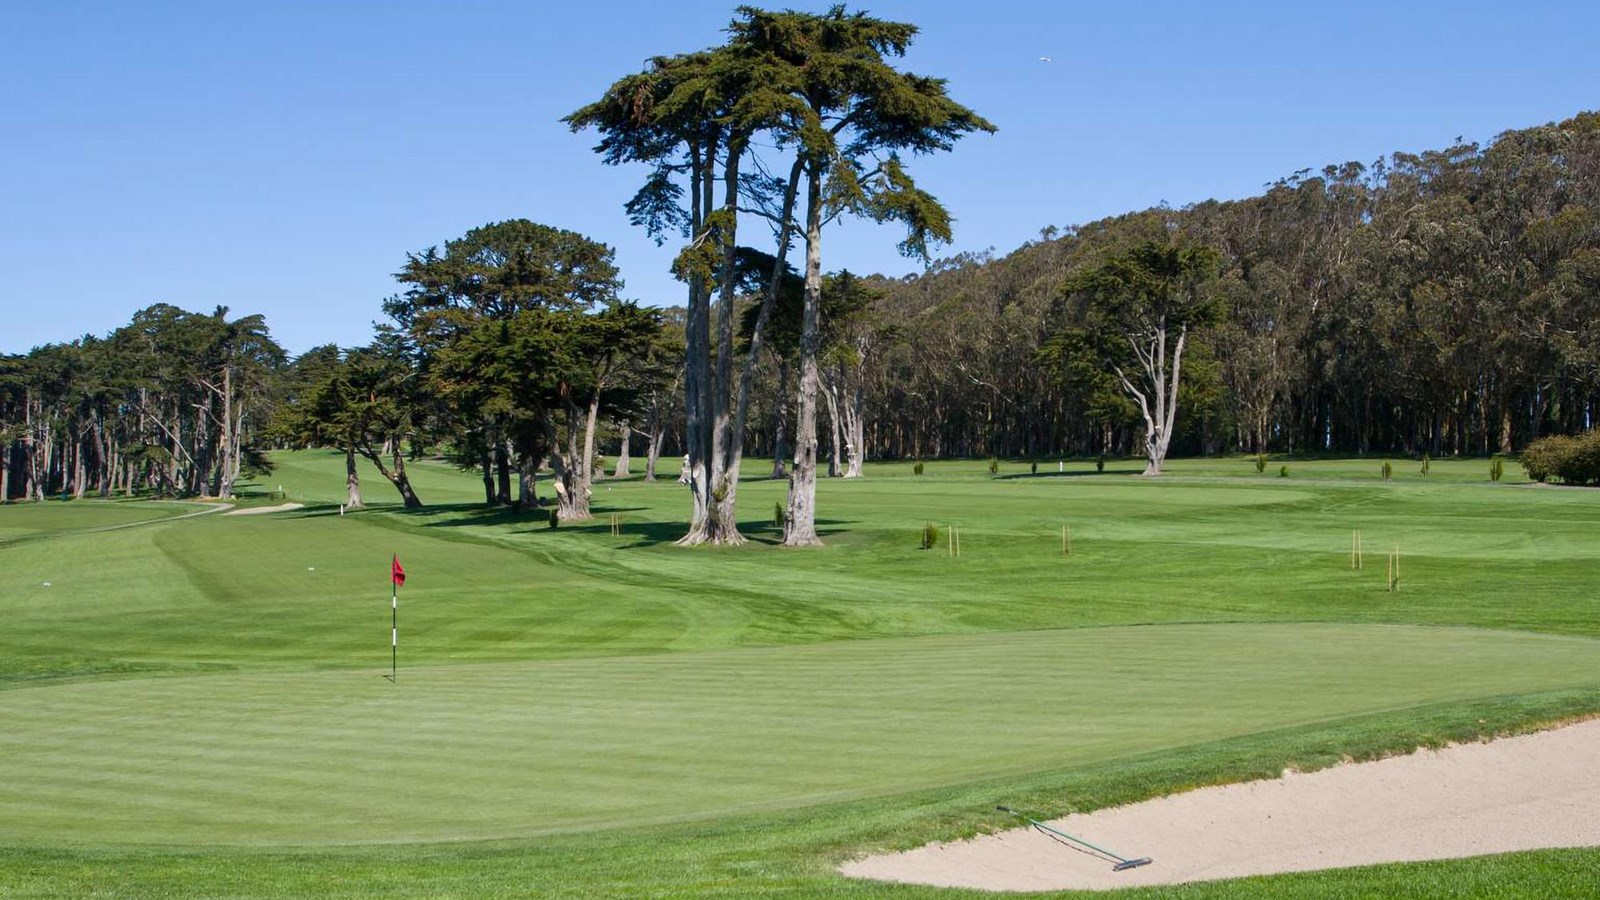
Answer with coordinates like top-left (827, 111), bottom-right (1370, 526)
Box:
top-left (562, 516), bottom-right (854, 548)
top-left (995, 468), bottom-right (1142, 480)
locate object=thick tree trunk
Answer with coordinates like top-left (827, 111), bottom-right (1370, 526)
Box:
top-left (645, 427), bottom-right (664, 482)
top-left (517, 454), bottom-right (540, 508)
top-left (823, 377), bottom-right (842, 478)
top-left (359, 441), bottom-right (421, 508)
top-left (344, 446), bottom-right (364, 508)
top-left (581, 392), bottom-right (601, 494)
top-left (496, 443), bottom-right (512, 505)
top-left (480, 443), bottom-right (495, 505)
top-left (706, 138), bottom-right (749, 545)
top-left (680, 135), bottom-right (745, 546)
top-left (843, 374), bottom-right (865, 479)
top-left (770, 356), bottom-right (790, 479)
top-left (614, 423), bottom-right (631, 477)
top-left (552, 409), bottom-right (594, 522)
top-left (679, 142), bottom-right (715, 542)
top-left (784, 166), bottom-right (825, 547)
top-left (389, 446), bottom-right (422, 508)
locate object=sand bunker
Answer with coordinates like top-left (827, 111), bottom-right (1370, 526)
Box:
top-left (224, 502), bottom-right (304, 516)
top-left (842, 718), bottom-right (1600, 891)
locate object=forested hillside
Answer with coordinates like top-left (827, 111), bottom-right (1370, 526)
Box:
top-left (772, 111), bottom-right (1600, 463)
top-left (4, 111), bottom-right (1598, 502)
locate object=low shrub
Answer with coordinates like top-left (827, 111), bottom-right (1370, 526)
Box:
top-left (1489, 456), bottom-right (1504, 483)
top-left (919, 521), bottom-right (939, 550)
top-left (1520, 432), bottom-right (1600, 485)
top-left (1095, 454), bottom-right (1106, 473)
top-left (1381, 460), bottom-right (1392, 481)
top-left (1254, 453), bottom-right (1267, 474)
top-left (1279, 465), bottom-right (1290, 478)
top-left (1420, 453), bottom-right (1431, 477)
top-left (912, 460), bottom-right (924, 476)
top-left (987, 457), bottom-right (999, 476)
top-left (772, 501), bottom-right (785, 530)
top-left (547, 509), bottom-right (560, 529)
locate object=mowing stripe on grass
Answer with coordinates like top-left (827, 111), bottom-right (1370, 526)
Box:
top-left (2, 623), bottom-right (1597, 846)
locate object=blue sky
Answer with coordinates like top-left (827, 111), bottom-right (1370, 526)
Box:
top-left (3, 1), bottom-right (1596, 355)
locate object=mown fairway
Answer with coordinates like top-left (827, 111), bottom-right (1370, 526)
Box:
top-left (2, 453), bottom-right (1599, 897)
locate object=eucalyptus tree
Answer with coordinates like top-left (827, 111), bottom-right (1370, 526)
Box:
top-left (723, 5), bottom-right (993, 545)
top-left (1054, 242), bottom-right (1222, 475)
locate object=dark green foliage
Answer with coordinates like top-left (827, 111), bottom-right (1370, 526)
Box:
top-left (1096, 454), bottom-right (1106, 472)
top-left (987, 457), bottom-right (999, 476)
top-left (1279, 464), bottom-right (1290, 478)
top-left (772, 501), bottom-right (785, 530)
top-left (1382, 460), bottom-right (1393, 481)
top-left (547, 508), bottom-right (559, 529)
top-left (919, 521), bottom-right (939, 550)
top-left (1421, 453), bottom-right (1431, 477)
top-left (1491, 455), bottom-right (1505, 482)
top-left (913, 460), bottom-right (924, 475)
top-left (1030, 461), bottom-right (1037, 474)
top-left (1254, 452), bottom-right (1267, 473)
top-left (1046, 242), bottom-right (1223, 474)
top-left (1521, 431), bottom-right (1600, 484)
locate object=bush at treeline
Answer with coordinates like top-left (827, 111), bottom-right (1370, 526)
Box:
top-left (1520, 432), bottom-right (1600, 485)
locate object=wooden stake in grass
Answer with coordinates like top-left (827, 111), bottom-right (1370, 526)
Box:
top-left (1351, 529), bottom-right (1363, 570)
top-left (955, 525), bottom-right (961, 558)
top-left (1062, 524), bottom-right (1072, 557)
top-left (1387, 544), bottom-right (1400, 592)
top-left (948, 524), bottom-right (954, 558)
top-left (609, 513), bottom-right (621, 536)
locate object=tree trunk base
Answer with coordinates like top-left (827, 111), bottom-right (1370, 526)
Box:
top-left (676, 525), bottom-right (748, 547)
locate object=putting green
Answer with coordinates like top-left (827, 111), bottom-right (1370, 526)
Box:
top-left (2, 622), bottom-right (1597, 846)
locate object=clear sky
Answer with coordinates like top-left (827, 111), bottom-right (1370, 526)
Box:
top-left (3, 1), bottom-right (1597, 356)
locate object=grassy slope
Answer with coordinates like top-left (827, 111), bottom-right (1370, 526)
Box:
top-left (1, 452), bottom-right (1597, 897)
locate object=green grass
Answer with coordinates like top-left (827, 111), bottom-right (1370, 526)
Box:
top-left (1, 451), bottom-right (1598, 897)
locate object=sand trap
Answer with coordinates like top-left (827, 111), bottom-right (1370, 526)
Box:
top-left (224, 502), bottom-right (304, 516)
top-left (842, 718), bottom-right (1600, 891)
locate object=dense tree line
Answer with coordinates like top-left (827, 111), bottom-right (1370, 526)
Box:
top-left (5, 5), bottom-right (1597, 524)
top-left (743, 111), bottom-right (1599, 464)
top-left (0, 305), bottom-right (283, 502)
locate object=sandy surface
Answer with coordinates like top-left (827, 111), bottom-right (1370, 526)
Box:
top-left (224, 502), bottom-right (304, 516)
top-left (841, 718), bottom-right (1600, 891)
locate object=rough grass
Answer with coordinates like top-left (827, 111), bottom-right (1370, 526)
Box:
top-left (1, 452), bottom-right (1597, 897)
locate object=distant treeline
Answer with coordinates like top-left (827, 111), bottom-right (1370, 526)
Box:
top-left (735, 111), bottom-right (1599, 463)
top-left (4, 112), bottom-right (1598, 502)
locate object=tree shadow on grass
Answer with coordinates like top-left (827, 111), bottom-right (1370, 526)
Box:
top-left (274, 500), bottom-right (852, 549)
top-left (562, 516), bottom-right (854, 548)
top-left (996, 466), bottom-right (1144, 480)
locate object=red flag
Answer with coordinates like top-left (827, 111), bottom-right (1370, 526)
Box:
top-left (391, 556), bottom-right (406, 588)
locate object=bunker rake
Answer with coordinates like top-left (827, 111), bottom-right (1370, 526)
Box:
top-left (996, 805), bottom-right (1153, 872)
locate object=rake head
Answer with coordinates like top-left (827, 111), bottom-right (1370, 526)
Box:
top-left (1113, 857), bottom-right (1153, 872)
